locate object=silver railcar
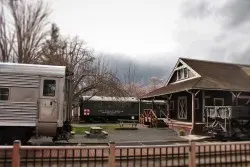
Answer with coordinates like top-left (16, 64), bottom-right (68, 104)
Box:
top-left (0, 62), bottom-right (72, 144)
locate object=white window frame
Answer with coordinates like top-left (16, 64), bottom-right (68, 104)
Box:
top-left (40, 78), bottom-right (57, 98)
top-left (214, 98), bottom-right (224, 106)
top-left (184, 68), bottom-right (189, 78)
top-left (177, 70), bottom-right (181, 80)
top-left (176, 67), bottom-right (189, 81)
top-left (195, 98), bottom-right (199, 109)
top-left (178, 96), bottom-right (187, 119)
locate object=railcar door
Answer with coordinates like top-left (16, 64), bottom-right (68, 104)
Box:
top-left (39, 78), bottom-right (59, 122)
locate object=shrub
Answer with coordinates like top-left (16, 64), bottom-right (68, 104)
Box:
top-left (179, 129), bottom-right (186, 136)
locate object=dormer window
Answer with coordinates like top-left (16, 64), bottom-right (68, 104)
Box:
top-left (177, 67), bottom-right (189, 81)
top-left (184, 68), bottom-right (188, 78)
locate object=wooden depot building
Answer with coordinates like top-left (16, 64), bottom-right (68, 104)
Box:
top-left (140, 58), bottom-right (250, 137)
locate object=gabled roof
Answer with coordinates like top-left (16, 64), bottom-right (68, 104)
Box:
top-left (141, 57), bottom-right (250, 99)
top-left (165, 58), bottom-right (200, 86)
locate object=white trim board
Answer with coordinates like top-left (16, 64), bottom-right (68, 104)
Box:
top-left (165, 58), bottom-right (201, 86)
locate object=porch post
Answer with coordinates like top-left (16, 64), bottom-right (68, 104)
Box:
top-left (166, 94), bottom-right (172, 119)
top-left (236, 92), bottom-right (242, 106)
top-left (166, 99), bottom-right (169, 117)
top-left (139, 99), bottom-right (141, 120)
top-left (231, 91), bottom-right (242, 106)
top-left (202, 90), bottom-right (205, 122)
top-left (186, 90), bottom-right (198, 134)
top-left (191, 92), bottom-right (195, 134)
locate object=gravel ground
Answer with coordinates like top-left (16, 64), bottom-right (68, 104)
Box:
top-left (30, 126), bottom-right (187, 145)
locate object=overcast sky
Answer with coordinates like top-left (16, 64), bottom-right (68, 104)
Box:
top-left (50, 0), bottom-right (250, 81)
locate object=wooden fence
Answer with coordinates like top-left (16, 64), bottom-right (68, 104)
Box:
top-left (1, 140), bottom-right (250, 167)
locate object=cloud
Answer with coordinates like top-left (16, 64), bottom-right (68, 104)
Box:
top-left (99, 52), bottom-right (172, 84)
top-left (220, 0), bottom-right (250, 29)
top-left (175, 0), bottom-right (250, 65)
top-left (181, 0), bottom-right (250, 29)
top-left (181, 0), bottom-right (213, 19)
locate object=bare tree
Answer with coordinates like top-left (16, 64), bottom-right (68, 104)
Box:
top-left (123, 65), bottom-right (165, 97)
top-left (41, 24), bottom-right (126, 106)
top-left (0, 1), bottom-right (14, 62)
top-left (5, 0), bottom-right (50, 63)
top-left (123, 64), bottom-right (147, 97)
top-left (148, 76), bottom-right (165, 90)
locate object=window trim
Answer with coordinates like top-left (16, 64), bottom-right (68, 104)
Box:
top-left (43, 79), bottom-right (56, 97)
top-left (177, 67), bottom-right (189, 81)
top-left (184, 68), bottom-right (189, 78)
top-left (41, 78), bottom-right (57, 98)
top-left (0, 87), bottom-right (10, 101)
top-left (178, 96), bottom-right (187, 119)
top-left (214, 98), bottom-right (224, 106)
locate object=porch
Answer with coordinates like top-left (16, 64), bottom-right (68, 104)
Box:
top-left (203, 105), bottom-right (250, 140)
top-left (141, 89), bottom-right (250, 136)
top-left (140, 57), bottom-right (250, 138)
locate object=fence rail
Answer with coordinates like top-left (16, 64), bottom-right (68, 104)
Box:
top-left (1, 140), bottom-right (250, 167)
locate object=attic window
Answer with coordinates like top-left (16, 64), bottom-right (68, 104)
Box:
top-left (184, 68), bottom-right (188, 78)
top-left (177, 68), bottom-right (189, 81)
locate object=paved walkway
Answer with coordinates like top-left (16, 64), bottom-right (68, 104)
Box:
top-left (30, 126), bottom-right (187, 145)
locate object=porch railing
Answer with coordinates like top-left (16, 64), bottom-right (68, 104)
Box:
top-left (205, 106), bottom-right (250, 119)
top-left (3, 140), bottom-right (250, 167)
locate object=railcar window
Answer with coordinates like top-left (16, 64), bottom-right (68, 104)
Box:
top-left (0, 88), bottom-right (9, 101)
top-left (43, 80), bottom-right (56, 97)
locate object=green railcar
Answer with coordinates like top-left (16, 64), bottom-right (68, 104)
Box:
top-left (79, 96), bottom-right (166, 123)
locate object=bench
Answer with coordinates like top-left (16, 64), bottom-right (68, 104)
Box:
top-left (102, 130), bottom-right (108, 135)
top-left (84, 127), bottom-right (109, 137)
top-left (84, 131), bottom-right (90, 136)
top-left (118, 119), bottom-right (138, 128)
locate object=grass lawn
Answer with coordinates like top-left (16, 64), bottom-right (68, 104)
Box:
top-left (72, 125), bottom-right (119, 135)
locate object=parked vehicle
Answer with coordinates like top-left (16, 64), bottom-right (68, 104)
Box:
top-left (0, 62), bottom-right (72, 144)
top-left (78, 96), bottom-right (167, 123)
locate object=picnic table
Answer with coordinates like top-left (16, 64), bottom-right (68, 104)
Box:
top-left (118, 119), bottom-right (138, 128)
top-left (84, 127), bottom-right (108, 138)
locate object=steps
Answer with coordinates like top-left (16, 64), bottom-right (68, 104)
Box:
top-left (140, 109), bottom-right (168, 128)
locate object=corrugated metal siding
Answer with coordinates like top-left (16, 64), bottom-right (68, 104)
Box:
top-left (0, 74), bottom-right (39, 87)
top-left (0, 102), bottom-right (37, 126)
top-left (0, 62), bottom-right (66, 77)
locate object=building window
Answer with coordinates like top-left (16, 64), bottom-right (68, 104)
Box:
top-left (43, 80), bottom-right (56, 97)
top-left (178, 96), bottom-right (187, 119)
top-left (184, 68), bottom-right (188, 78)
top-left (214, 98), bottom-right (224, 106)
top-left (195, 98), bottom-right (199, 109)
top-left (0, 88), bottom-right (9, 101)
top-left (177, 68), bottom-right (189, 81)
top-left (169, 101), bottom-right (174, 110)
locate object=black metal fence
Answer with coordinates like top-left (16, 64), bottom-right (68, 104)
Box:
top-left (1, 141), bottom-right (250, 167)
top-left (196, 141), bottom-right (250, 167)
top-left (116, 145), bottom-right (190, 167)
top-left (0, 146), bottom-right (12, 167)
top-left (19, 146), bottom-right (110, 167)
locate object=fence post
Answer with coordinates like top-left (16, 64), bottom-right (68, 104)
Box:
top-left (12, 140), bottom-right (21, 167)
top-left (108, 141), bottom-right (116, 167)
top-left (189, 141), bottom-right (196, 167)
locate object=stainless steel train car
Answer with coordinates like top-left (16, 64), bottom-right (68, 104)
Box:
top-left (0, 62), bottom-right (72, 144)
top-left (78, 96), bottom-right (166, 123)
